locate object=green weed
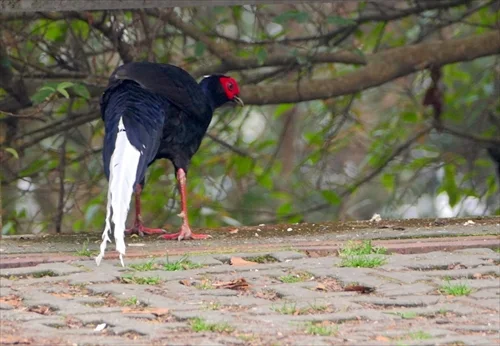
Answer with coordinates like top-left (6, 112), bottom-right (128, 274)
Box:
top-left (190, 317), bottom-right (234, 333)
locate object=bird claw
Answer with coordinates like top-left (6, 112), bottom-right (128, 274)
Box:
top-left (125, 225), bottom-right (166, 237)
top-left (160, 225), bottom-right (211, 241)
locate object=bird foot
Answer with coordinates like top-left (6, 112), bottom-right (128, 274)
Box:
top-left (125, 224), bottom-right (166, 237)
top-left (160, 224), bottom-right (211, 241)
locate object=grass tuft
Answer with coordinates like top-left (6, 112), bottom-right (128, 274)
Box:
top-left (272, 301), bottom-right (330, 315)
top-left (439, 281), bottom-right (472, 296)
top-left (190, 317), bottom-right (234, 333)
top-left (120, 274), bottom-right (161, 285)
top-left (129, 259), bottom-right (157, 271)
top-left (244, 255), bottom-right (278, 263)
top-left (340, 255), bottom-right (386, 268)
top-left (122, 296), bottom-right (139, 306)
top-left (202, 301), bottom-right (221, 310)
top-left (75, 239), bottom-right (97, 257)
top-left (304, 322), bottom-right (337, 336)
top-left (339, 240), bottom-right (387, 256)
top-left (385, 311), bottom-right (418, 319)
top-left (164, 255), bottom-right (204, 271)
top-left (278, 271), bottom-right (312, 283)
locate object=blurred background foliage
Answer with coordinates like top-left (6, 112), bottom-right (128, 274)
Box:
top-left (0, 1), bottom-right (499, 235)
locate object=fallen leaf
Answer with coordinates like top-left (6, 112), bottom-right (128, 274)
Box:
top-left (315, 283), bottom-right (327, 291)
top-left (0, 295), bottom-right (23, 308)
top-left (375, 335), bottom-right (390, 342)
top-left (212, 278), bottom-right (249, 291)
top-left (254, 289), bottom-right (280, 301)
top-left (121, 307), bottom-right (147, 314)
top-left (64, 316), bottom-right (83, 329)
top-left (150, 308), bottom-right (170, 316)
top-left (344, 285), bottom-right (375, 294)
top-left (305, 250), bottom-right (321, 258)
top-left (179, 279), bottom-right (192, 286)
top-left (315, 278), bottom-right (343, 292)
top-left (230, 257), bottom-right (257, 266)
top-left (50, 292), bottom-right (73, 298)
top-left (0, 336), bottom-right (31, 344)
top-left (28, 305), bottom-right (53, 315)
top-left (448, 263), bottom-right (467, 270)
top-left (229, 228), bottom-right (239, 234)
top-left (122, 307), bottom-right (169, 316)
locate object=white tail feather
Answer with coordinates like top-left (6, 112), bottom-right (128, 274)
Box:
top-left (96, 117), bottom-right (141, 266)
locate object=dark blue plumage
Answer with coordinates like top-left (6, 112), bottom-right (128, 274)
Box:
top-left (97, 62), bottom-right (242, 265)
top-left (101, 80), bottom-right (165, 187)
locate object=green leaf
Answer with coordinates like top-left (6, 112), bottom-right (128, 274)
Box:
top-left (274, 11), bottom-right (294, 24)
top-left (277, 202), bottom-right (293, 217)
top-left (57, 88), bottom-right (69, 99)
top-left (274, 104), bottom-right (294, 118)
top-left (4, 148), bottom-right (19, 159)
top-left (381, 173), bottom-right (395, 191)
top-left (1, 221), bottom-right (16, 235)
top-left (402, 111), bottom-right (418, 123)
top-left (194, 41), bottom-right (206, 57)
top-left (231, 6), bottom-right (243, 20)
top-left (258, 174), bottom-right (273, 189)
top-left (31, 86), bottom-right (56, 104)
top-left (71, 20), bottom-right (90, 39)
top-left (235, 156), bottom-right (254, 177)
top-left (255, 47), bottom-right (268, 65)
top-left (57, 82), bottom-right (74, 90)
top-left (73, 219), bottom-right (84, 232)
top-left (72, 84), bottom-right (91, 100)
top-left (44, 21), bottom-right (67, 42)
top-left (19, 159), bottom-right (48, 177)
top-left (327, 16), bottom-right (356, 26)
top-left (295, 11), bottom-right (309, 23)
top-left (441, 164), bottom-right (460, 208)
top-left (321, 190), bottom-right (341, 205)
top-left (274, 10), bottom-right (309, 24)
top-left (55, 81), bottom-right (74, 98)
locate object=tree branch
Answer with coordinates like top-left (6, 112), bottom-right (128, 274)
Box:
top-left (192, 50), bottom-right (366, 78)
top-left (441, 125), bottom-right (500, 146)
top-left (3, 31), bottom-right (498, 116)
top-left (240, 31), bottom-right (500, 105)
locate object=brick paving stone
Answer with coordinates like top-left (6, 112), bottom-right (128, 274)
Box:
top-left (0, 247), bottom-right (499, 345)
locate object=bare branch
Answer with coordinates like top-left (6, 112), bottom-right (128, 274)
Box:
top-left (265, 126), bottom-right (434, 223)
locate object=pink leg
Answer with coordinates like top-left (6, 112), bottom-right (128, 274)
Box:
top-left (125, 184), bottom-right (166, 236)
top-left (161, 169), bottom-right (211, 241)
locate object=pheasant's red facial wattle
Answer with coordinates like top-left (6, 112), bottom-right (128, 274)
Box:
top-left (220, 76), bottom-right (240, 101)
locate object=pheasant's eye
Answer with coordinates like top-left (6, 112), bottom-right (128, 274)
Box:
top-left (227, 82), bottom-right (234, 91)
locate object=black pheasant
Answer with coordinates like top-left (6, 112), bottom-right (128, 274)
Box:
top-left (97, 62), bottom-right (242, 265)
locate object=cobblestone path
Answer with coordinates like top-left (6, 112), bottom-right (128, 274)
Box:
top-left (1, 246), bottom-right (499, 345)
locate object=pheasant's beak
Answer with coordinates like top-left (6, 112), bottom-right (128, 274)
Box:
top-left (233, 95), bottom-right (244, 107)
